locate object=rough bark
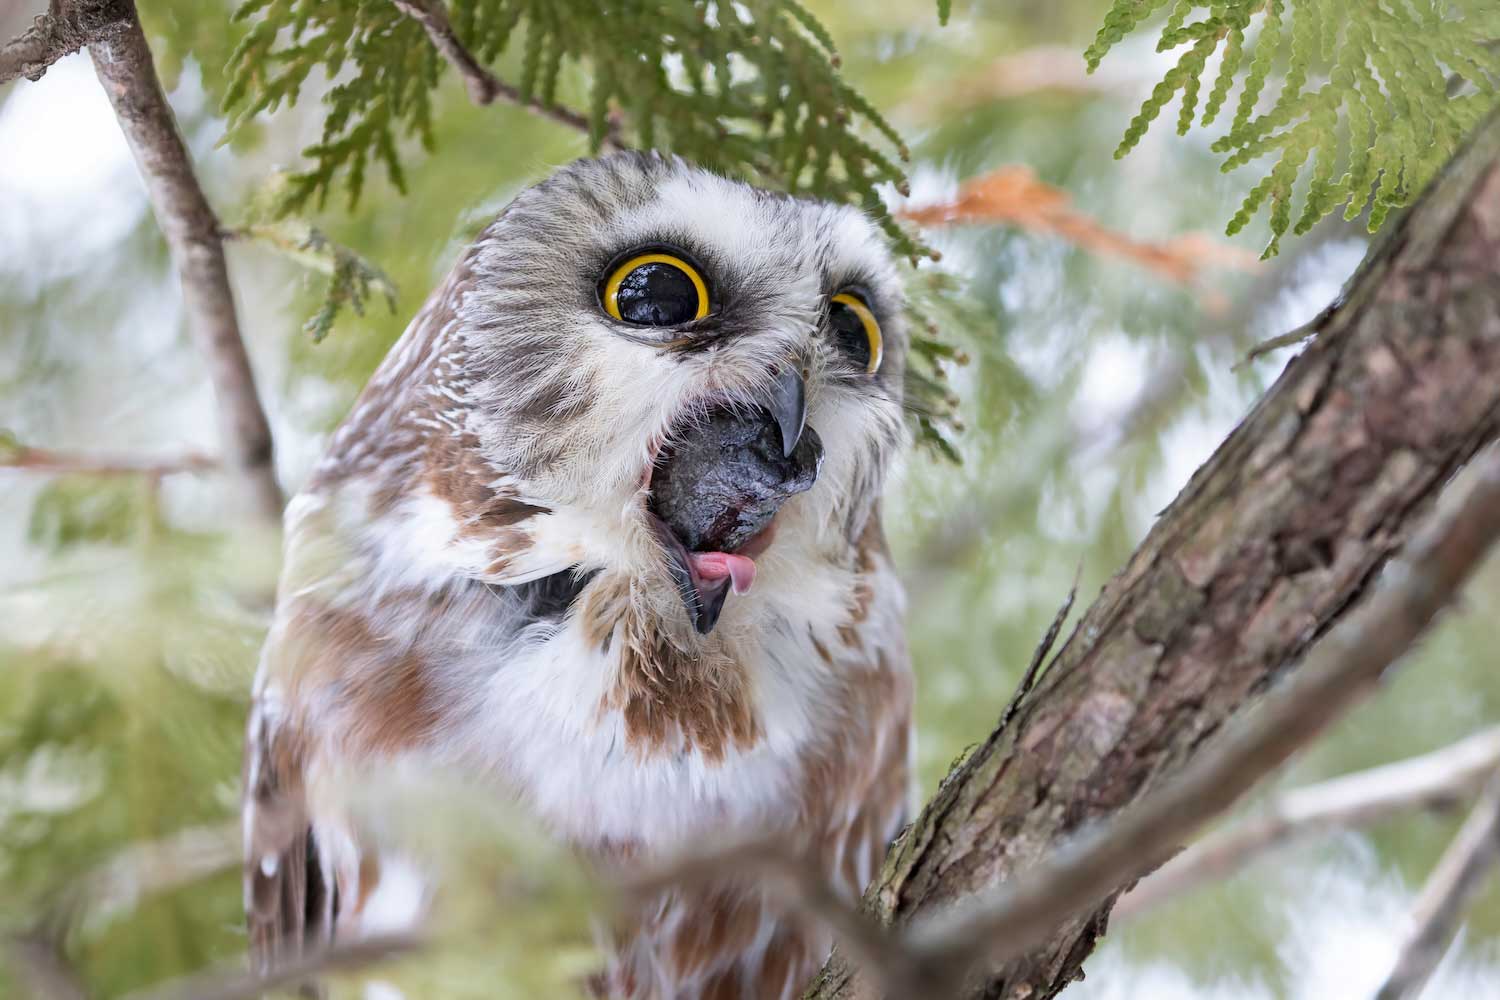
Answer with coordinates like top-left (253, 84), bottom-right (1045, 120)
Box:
top-left (808, 110), bottom-right (1500, 999)
top-left (87, 4), bottom-right (282, 522)
top-left (0, 0), bottom-right (128, 85)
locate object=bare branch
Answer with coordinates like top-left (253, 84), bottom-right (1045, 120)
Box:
top-left (390, 0), bottom-right (618, 145)
top-left (808, 108), bottom-right (1500, 1000)
top-left (1375, 770), bottom-right (1500, 1000)
top-left (0, 0), bottom-right (124, 86)
top-left (901, 444), bottom-right (1500, 979)
top-left (1232, 310), bottom-right (1330, 371)
top-left (1117, 725), bottom-right (1500, 919)
top-left (1, 440), bottom-right (216, 477)
top-left (87, 2), bottom-right (282, 523)
top-left (900, 166), bottom-right (1260, 303)
top-left (119, 932), bottom-right (422, 1000)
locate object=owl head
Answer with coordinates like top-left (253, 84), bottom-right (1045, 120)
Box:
top-left (329, 152), bottom-right (907, 638)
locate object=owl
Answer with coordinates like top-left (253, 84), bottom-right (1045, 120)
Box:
top-left (243, 152), bottom-right (913, 1000)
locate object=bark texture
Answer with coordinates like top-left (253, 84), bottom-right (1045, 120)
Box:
top-left (807, 111), bottom-right (1500, 999)
top-left (88, 5), bottom-right (282, 522)
top-left (0, 0), bottom-right (129, 85)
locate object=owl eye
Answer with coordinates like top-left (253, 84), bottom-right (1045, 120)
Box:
top-left (602, 251), bottom-right (710, 326)
top-left (829, 292), bottom-right (883, 375)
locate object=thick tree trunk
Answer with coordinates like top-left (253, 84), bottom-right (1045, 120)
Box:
top-left (807, 111), bottom-right (1500, 999)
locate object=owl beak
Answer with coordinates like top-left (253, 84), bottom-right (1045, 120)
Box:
top-left (766, 364), bottom-right (808, 457)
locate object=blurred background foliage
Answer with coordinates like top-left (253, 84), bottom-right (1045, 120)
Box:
top-left (2, 0), bottom-right (1498, 997)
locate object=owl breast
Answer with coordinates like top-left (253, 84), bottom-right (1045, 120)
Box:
top-left (440, 560), bottom-right (868, 856)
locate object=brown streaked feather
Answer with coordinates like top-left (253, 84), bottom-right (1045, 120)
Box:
top-left (278, 597), bottom-right (444, 758)
top-left (596, 583), bottom-right (762, 762)
top-left (598, 522), bottom-right (912, 999)
top-left (242, 701), bottom-right (333, 978)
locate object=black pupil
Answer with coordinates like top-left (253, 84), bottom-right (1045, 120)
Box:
top-left (616, 261), bottom-right (700, 326)
top-left (830, 299), bottom-right (871, 370)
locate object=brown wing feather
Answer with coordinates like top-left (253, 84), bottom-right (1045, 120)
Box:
top-left (242, 697), bottom-right (334, 976)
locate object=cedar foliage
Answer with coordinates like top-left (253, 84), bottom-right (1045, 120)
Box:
top-left (219, 0), bottom-right (964, 445)
top-left (1088, 0), bottom-right (1500, 256)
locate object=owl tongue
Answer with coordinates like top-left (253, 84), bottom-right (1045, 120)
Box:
top-left (648, 400), bottom-right (824, 634)
top-left (688, 552), bottom-right (757, 596)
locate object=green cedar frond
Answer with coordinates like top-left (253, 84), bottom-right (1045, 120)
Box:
top-left (222, 1), bottom-right (923, 257)
top-left (222, 0), bottom-right (958, 451)
top-left (233, 221), bottom-right (398, 343)
top-left (1089, 0), bottom-right (1500, 255)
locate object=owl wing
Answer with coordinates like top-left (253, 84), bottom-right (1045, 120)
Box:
top-left (242, 493), bottom-right (568, 975)
top-left (243, 686), bottom-right (335, 977)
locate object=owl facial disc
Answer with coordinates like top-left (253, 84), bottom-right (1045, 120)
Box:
top-left (648, 380), bottom-right (824, 634)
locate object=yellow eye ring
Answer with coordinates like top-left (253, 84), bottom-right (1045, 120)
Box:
top-left (602, 252), bottom-right (710, 325)
top-left (831, 292), bottom-right (883, 374)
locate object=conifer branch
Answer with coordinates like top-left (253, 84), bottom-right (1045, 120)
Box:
top-left (898, 444), bottom-right (1500, 977)
top-left (1, 439), bottom-right (217, 478)
top-left (809, 108), bottom-right (1500, 1000)
top-left (87, 2), bottom-right (282, 523)
top-left (1089, 0), bottom-right (1500, 254)
top-left (1375, 771), bottom-right (1500, 1000)
top-left (1117, 725), bottom-right (1500, 919)
top-left (390, 0), bottom-right (616, 145)
top-left (120, 932), bottom-right (423, 1000)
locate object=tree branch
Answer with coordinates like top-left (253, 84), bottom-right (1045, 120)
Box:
top-left (390, 0), bottom-right (618, 145)
top-left (86, 2), bottom-right (282, 523)
top-left (119, 932), bottom-right (422, 1000)
top-left (0, 0), bottom-right (125, 86)
top-left (899, 444), bottom-right (1500, 977)
top-left (1375, 770), bottom-right (1500, 1000)
top-left (1116, 725), bottom-right (1500, 919)
top-left (1, 441), bottom-right (216, 477)
top-left (993, 571), bottom-right (1079, 737)
top-left (808, 108), bottom-right (1500, 999)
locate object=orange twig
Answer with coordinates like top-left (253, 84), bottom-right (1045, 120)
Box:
top-left (901, 166), bottom-right (1259, 302)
